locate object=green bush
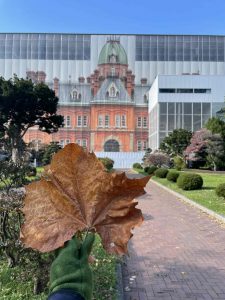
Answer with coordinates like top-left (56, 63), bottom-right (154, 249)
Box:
top-left (155, 168), bottom-right (168, 178)
top-left (133, 162), bottom-right (143, 169)
top-left (173, 156), bottom-right (186, 171)
top-left (216, 183), bottom-right (225, 198)
top-left (177, 173), bottom-right (203, 190)
top-left (98, 157), bottom-right (114, 171)
top-left (26, 166), bottom-right (37, 177)
top-left (166, 170), bottom-right (180, 182)
top-left (144, 165), bottom-right (157, 175)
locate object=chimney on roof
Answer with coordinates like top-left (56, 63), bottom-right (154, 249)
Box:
top-left (78, 76), bottom-right (85, 83)
top-left (53, 77), bottom-right (59, 97)
top-left (141, 78), bottom-right (147, 85)
top-left (37, 71), bottom-right (46, 83)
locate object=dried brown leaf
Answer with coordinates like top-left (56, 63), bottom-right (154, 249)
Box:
top-left (20, 144), bottom-right (150, 254)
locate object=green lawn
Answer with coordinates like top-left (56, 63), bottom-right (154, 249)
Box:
top-left (0, 235), bottom-right (117, 300)
top-left (153, 172), bottom-right (225, 216)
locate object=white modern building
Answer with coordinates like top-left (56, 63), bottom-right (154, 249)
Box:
top-left (149, 75), bottom-right (225, 150)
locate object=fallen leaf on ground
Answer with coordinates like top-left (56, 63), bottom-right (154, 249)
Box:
top-left (20, 144), bottom-right (150, 254)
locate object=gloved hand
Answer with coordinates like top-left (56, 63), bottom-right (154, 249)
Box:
top-left (48, 233), bottom-right (95, 300)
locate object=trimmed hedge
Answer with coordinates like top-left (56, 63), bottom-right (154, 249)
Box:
top-left (99, 157), bottom-right (114, 171)
top-left (144, 165), bottom-right (157, 175)
top-left (155, 168), bottom-right (168, 178)
top-left (177, 173), bottom-right (203, 190)
top-left (216, 183), bottom-right (225, 198)
top-left (133, 163), bottom-right (142, 169)
top-left (166, 170), bottom-right (180, 182)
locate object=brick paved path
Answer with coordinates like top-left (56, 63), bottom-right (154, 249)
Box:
top-left (122, 180), bottom-right (225, 300)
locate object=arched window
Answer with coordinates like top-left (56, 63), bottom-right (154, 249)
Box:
top-left (111, 67), bottom-right (115, 76)
top-left (71, 89), bottom-right (81, 101)
top-left (107, 83), bottom-right (119, 98)
top-left (72, 90), bottom-right (77, 100)
top-left (109, 55), bottom-right (117, 63)
top-left (110, 86), bottom-right (116, 97)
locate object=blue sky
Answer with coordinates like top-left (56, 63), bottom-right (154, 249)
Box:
top-left (0, 0), bottom-right (225, 35)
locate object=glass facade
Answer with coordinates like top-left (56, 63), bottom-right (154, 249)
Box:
top-left (0, 33), bottom-right (91, 60)
top-left (158, 102), bottom-right (212, 145)
top-left (136, 35), bottom-right (225, 62)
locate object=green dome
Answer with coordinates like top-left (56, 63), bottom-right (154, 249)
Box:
top-left (98, 40), bottom-right (128, 65)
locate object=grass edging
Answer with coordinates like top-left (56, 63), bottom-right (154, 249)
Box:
top-left (151, 179), bottom-right (225, 224)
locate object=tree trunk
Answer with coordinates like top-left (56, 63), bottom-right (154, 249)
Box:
top-left (12, 147), bottom-right (19, 163)
top-left (11, 135), bottom-right (24, 163)
top-left (4, 249), bottom-right (16, 268)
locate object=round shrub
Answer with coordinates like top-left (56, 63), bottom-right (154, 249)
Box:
top-left (177, 173), bottom-right (203, 190)
top-left (155, 168), bottom-right (168, 178)
top-left (216, 183), bottom-right (225, 198)
top-left (166, 170), bottom-right (180, 182)
top-left (144, 165), bottom-right (157, 175)
top-left (133, 162), bottom-right (142, 169)
top-left (98, 157), bottom-right (114, 171)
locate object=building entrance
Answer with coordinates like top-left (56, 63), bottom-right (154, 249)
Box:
top-left (104, 139), bottom-right (120, 152)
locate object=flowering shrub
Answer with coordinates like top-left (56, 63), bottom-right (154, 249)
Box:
top-left (144, 151), bottom-right (170, 168)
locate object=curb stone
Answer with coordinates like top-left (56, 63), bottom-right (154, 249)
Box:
top-left (116, 261), bottom-right (124, 300)
top-left (150, 179), bottom-right (225, 224)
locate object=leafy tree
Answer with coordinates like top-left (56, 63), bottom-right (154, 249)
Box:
top-left (184, 129), bottom-right (211, 168)
top-left (160, 129), bottom-right (192, 156)
top-left (42, 142), bottom-right (62, 165)
top-left (142, 147), bottom-right (152, 166)
top-left (207, 134), bottom-right (225, 171)
top-left (0, 76), bottom-right (64, 162)
top-left (185, 129), bottom-right (225, 170)
top-left (205, 117), bottom-right (225, 138)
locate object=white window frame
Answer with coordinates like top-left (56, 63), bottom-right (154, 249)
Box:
top-left (65, 139), bottom-right (70, 145)
top-left (76, 139), bottom-right (81, 146)
top-left (137, 117), bottom-right (142, 128)
top-left (83, 115), bottom-right (88, 127)
top-left (105, 115), bottom-right (110, 128)
top-left (60, 140), bottom-right (65, 148)
top-left (77, 115), bottom-right (82, 127)
top-left (121, 115), bottom-right (127, 128)
top-left (137, 140), bottom-right (142, 151)
top-left (98, 115), bottom-right (104, 127)
top-left (65, 116), bottom-right (71, 127)
top-left (115, 115), bottom-right (120, 127)
top-left (143, 140), bottom-right (147, 150)
top-left (143, 117), bottom-right (147, 128)
top-left (82, 139), bottom-right (87, 148)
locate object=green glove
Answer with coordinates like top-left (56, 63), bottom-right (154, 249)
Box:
top-left (49, 233), bottom-right (95, 300)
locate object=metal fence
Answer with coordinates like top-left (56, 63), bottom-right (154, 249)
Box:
top-left (95, 152), bottom-right (145, 169)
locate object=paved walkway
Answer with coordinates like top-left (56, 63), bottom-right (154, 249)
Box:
top-left (122, 180), bottom-right (225, 300)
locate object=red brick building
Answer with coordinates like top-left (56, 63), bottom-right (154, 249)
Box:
top-left (24, 37), bottom-right (149, 152)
